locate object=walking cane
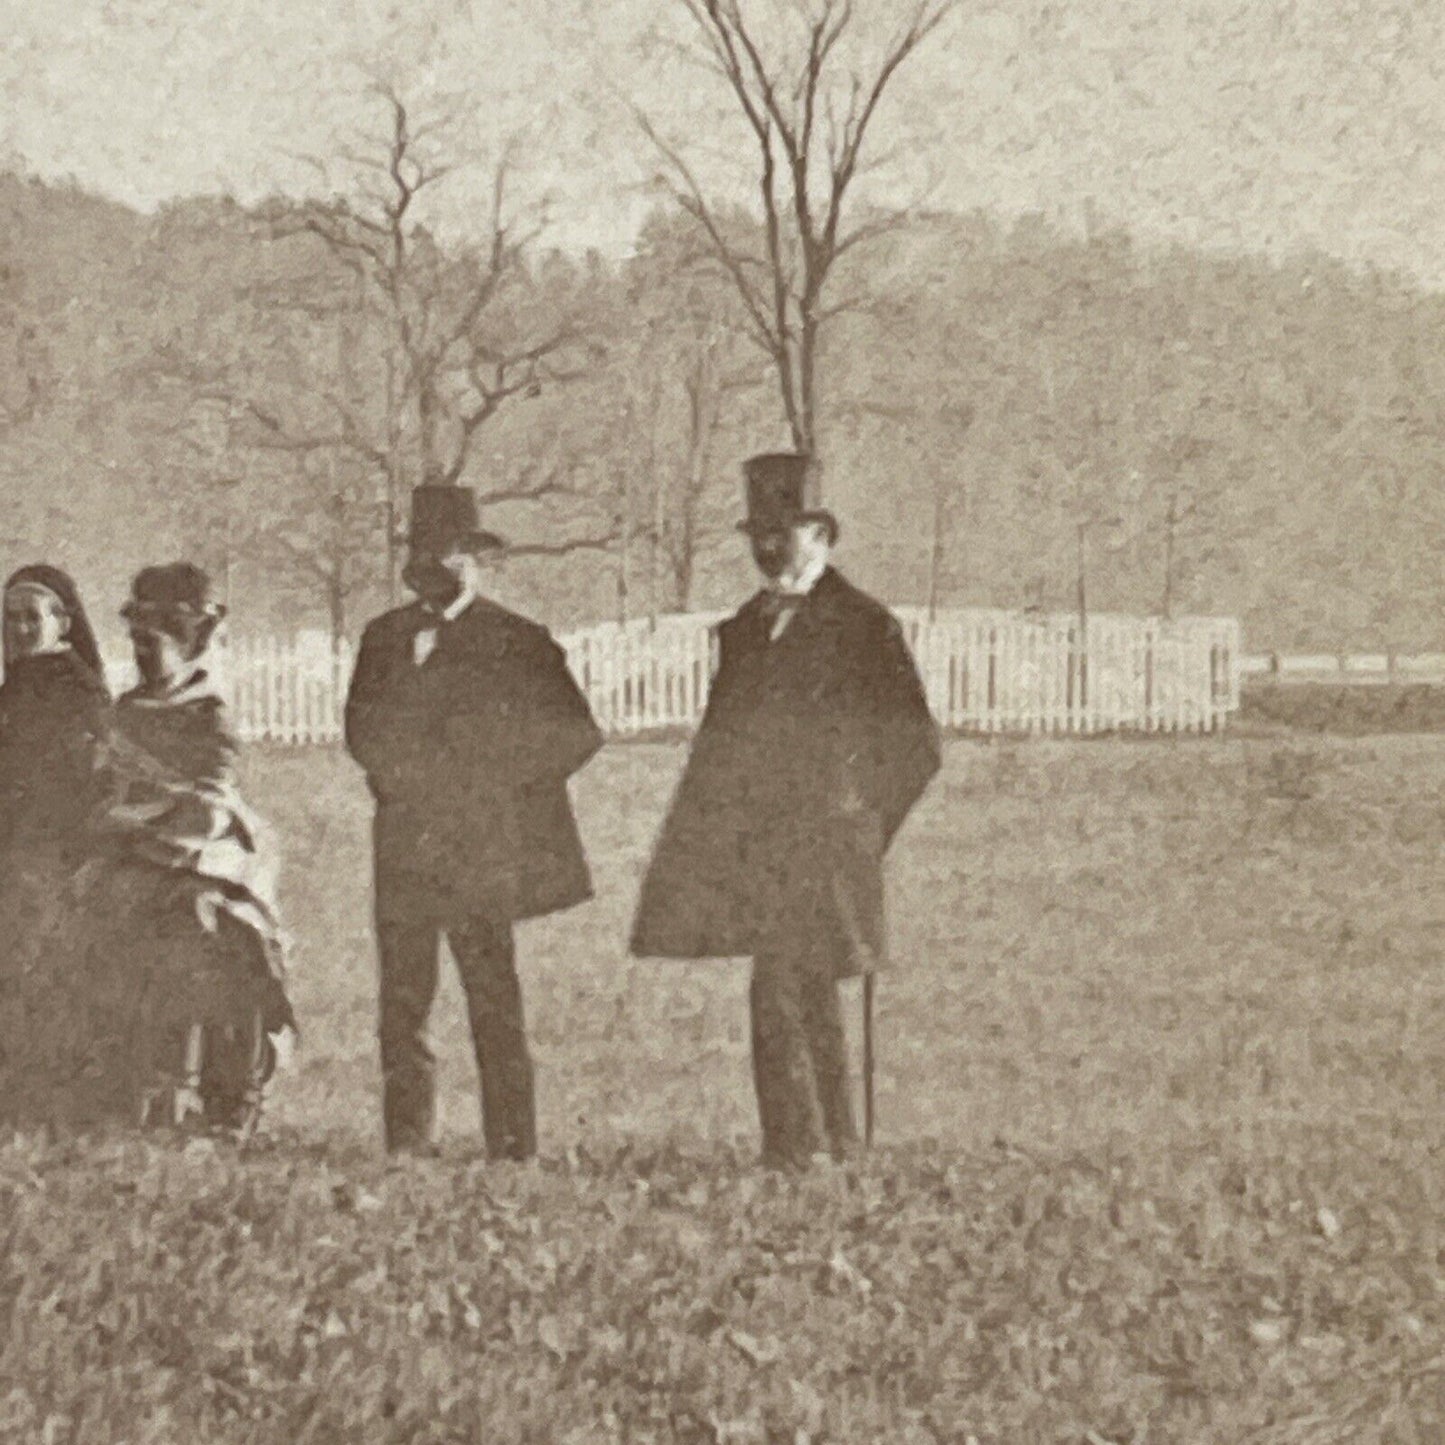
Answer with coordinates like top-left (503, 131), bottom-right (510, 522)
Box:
top-left (862, 973), bottom-right (875, 1149)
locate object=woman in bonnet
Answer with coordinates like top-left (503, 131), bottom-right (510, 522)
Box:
top-left (79, 562), bottom-right (294, 1136)
top-left (0, 564), bottom-right (111, 1124)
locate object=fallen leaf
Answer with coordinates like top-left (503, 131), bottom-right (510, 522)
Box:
top-left (538, 1315), bottom-right (566, 1360)
top-left (828, 1247), bottom-right (872, 1297)
top-left (726, 1328), bottom-right (780, 1366)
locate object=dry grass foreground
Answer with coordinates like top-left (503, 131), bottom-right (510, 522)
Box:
top-left (3, 736), bottom-right (1443, 1443)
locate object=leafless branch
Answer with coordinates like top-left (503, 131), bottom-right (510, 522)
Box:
top-left (684, 4), bottom-right (804, 439)
top-left (643, 0), bottom-right (955, 457)
top-left (479, 456), bottom-right (580, 507)
top-left (238, 395), bottom-right (389, 476)
top-left (814, 292), bottom-right (871, 323)
top-left (832, 207), bottom-right (915, 261)
top-left (634, 109), bottom-right (779, 358)
top-left (820, 1), bottom-right (953, 256)
top-left (503, 530), bottom-right (620, 558)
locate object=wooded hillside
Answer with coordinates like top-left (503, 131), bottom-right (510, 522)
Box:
top-left (2, 171), bottom-right (1440, 655)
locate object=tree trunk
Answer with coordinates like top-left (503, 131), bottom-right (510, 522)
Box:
top-left (327, 481), bottom-right (349, 661)
top-left (328, 567), bottom-right (346, 658)
top-left (616, 547), bottom-right (630, 625)
top-left (418, 382), bottom-right (439, 487)
top-left (644, 376), bottom-right (664, 630)
top-left (1075, 517), bottom-right (1089, 710)
top-left (1161, 486), bottom-right (1179, 619)
top-left (649, 476), bottom-right (666, 630)
top-left (796, 305), bottom-right (818, 459)
top-left (222, 486), bottom-right (236, 616)
top-left (1075, 515), bottom-right (1090, 635)
top-left (384, 348), bottom-right (402, 604)
top-left (672, 334), bottom-right (722, 615)
top-left (616, 461), bottom-right (632, 625)
top-left (927, 470), bottom-right (946, 623)
top-left (673, 548), bottom-right (693, 614)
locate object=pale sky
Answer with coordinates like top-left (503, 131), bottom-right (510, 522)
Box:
top-left (5, 0), bottom-right (1445, 285)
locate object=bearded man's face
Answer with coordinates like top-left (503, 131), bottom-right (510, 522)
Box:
top-left (403, 543), bottom-right (477, 609)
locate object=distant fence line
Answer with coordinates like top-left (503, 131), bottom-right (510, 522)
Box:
top-left (99, 606), bottom-right (1243, 745)
top-left (1241, 653), bottom-right (1445, 685)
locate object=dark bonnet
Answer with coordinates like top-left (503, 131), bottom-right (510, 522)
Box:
top-left (3, 563), bottom-right (108, 688)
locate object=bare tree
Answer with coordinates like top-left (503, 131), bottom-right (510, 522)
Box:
top-left (663, 316), bottom-right (760, 610)
top-left (639, 0), bottom-right (955, 463)
top-left (118, 256), bottom-right (393, 647)
top-left (1153, 434), bottom-right (1217, 619)
top-left (1034, 342), bottom-right (1137, 667)
top-left (481, 446), bottom-right (623, 562)
top-left (122, 370), bottom-right (256, 600)
top-left (261, 83), bottom-right (598, 599)
top-left (923, 400), bottom-right (975, 621)
top-left (836, 389), bottom-right (975, 621)
top-left (246, 451), bottom-right (384, 654)
top-left (576, 387), bottom-right (668, 625)
top-left (1127, 312), bottom-right (1226, 621)
top-left (633, 274), bottom-right (765, 614)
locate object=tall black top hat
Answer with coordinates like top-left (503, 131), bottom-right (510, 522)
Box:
top-left (406, 485), bottom-right (508, 554)
top-left (737, 452), bottom-right (839, 541)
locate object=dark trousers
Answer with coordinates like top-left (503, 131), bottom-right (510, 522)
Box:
top-left (196, 1016), bottom-right (274, 1128)
top-left (375, 911), bottom-right (536, 1159)
top-left (151, 1014), bottom-right (272, 1130)
top-left (750, 908), bottom-right (858, 1168)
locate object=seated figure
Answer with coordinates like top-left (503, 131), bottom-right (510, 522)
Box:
top-left (77, 563), bottom-right (295, 1135)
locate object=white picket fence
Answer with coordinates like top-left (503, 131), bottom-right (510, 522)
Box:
top-left (1240, 652), bottom-right (1445, 684)
top-left (897, 608), bottom-right (1239, 736)
top-left (100, 607), bottom-right (1242, 744)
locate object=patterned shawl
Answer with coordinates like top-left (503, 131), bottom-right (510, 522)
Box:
top-left (92, 668), bottom-right (294, 1032)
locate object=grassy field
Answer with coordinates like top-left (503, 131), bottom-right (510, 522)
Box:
top-left (3, 735), bottom-right (1444, 1442)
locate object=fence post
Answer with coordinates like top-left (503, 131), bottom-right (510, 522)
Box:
top-left (986, 625), bottom-right (998, 732)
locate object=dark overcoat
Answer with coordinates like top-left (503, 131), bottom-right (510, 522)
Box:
top-left (0, 651), bottom-right (108, 862)
top-left (344, 597), bottom-right (603, 925)
top-left (628, 567), bottom-right (940, 973)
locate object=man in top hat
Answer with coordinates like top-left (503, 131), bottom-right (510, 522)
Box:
top-left (344, 485), bottom-right (603, 1158)
top-left (630, 453), bottom-right (941, 1169)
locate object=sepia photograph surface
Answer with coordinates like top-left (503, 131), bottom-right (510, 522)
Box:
top-left (1, 2), bottom-right (1442, 1440)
